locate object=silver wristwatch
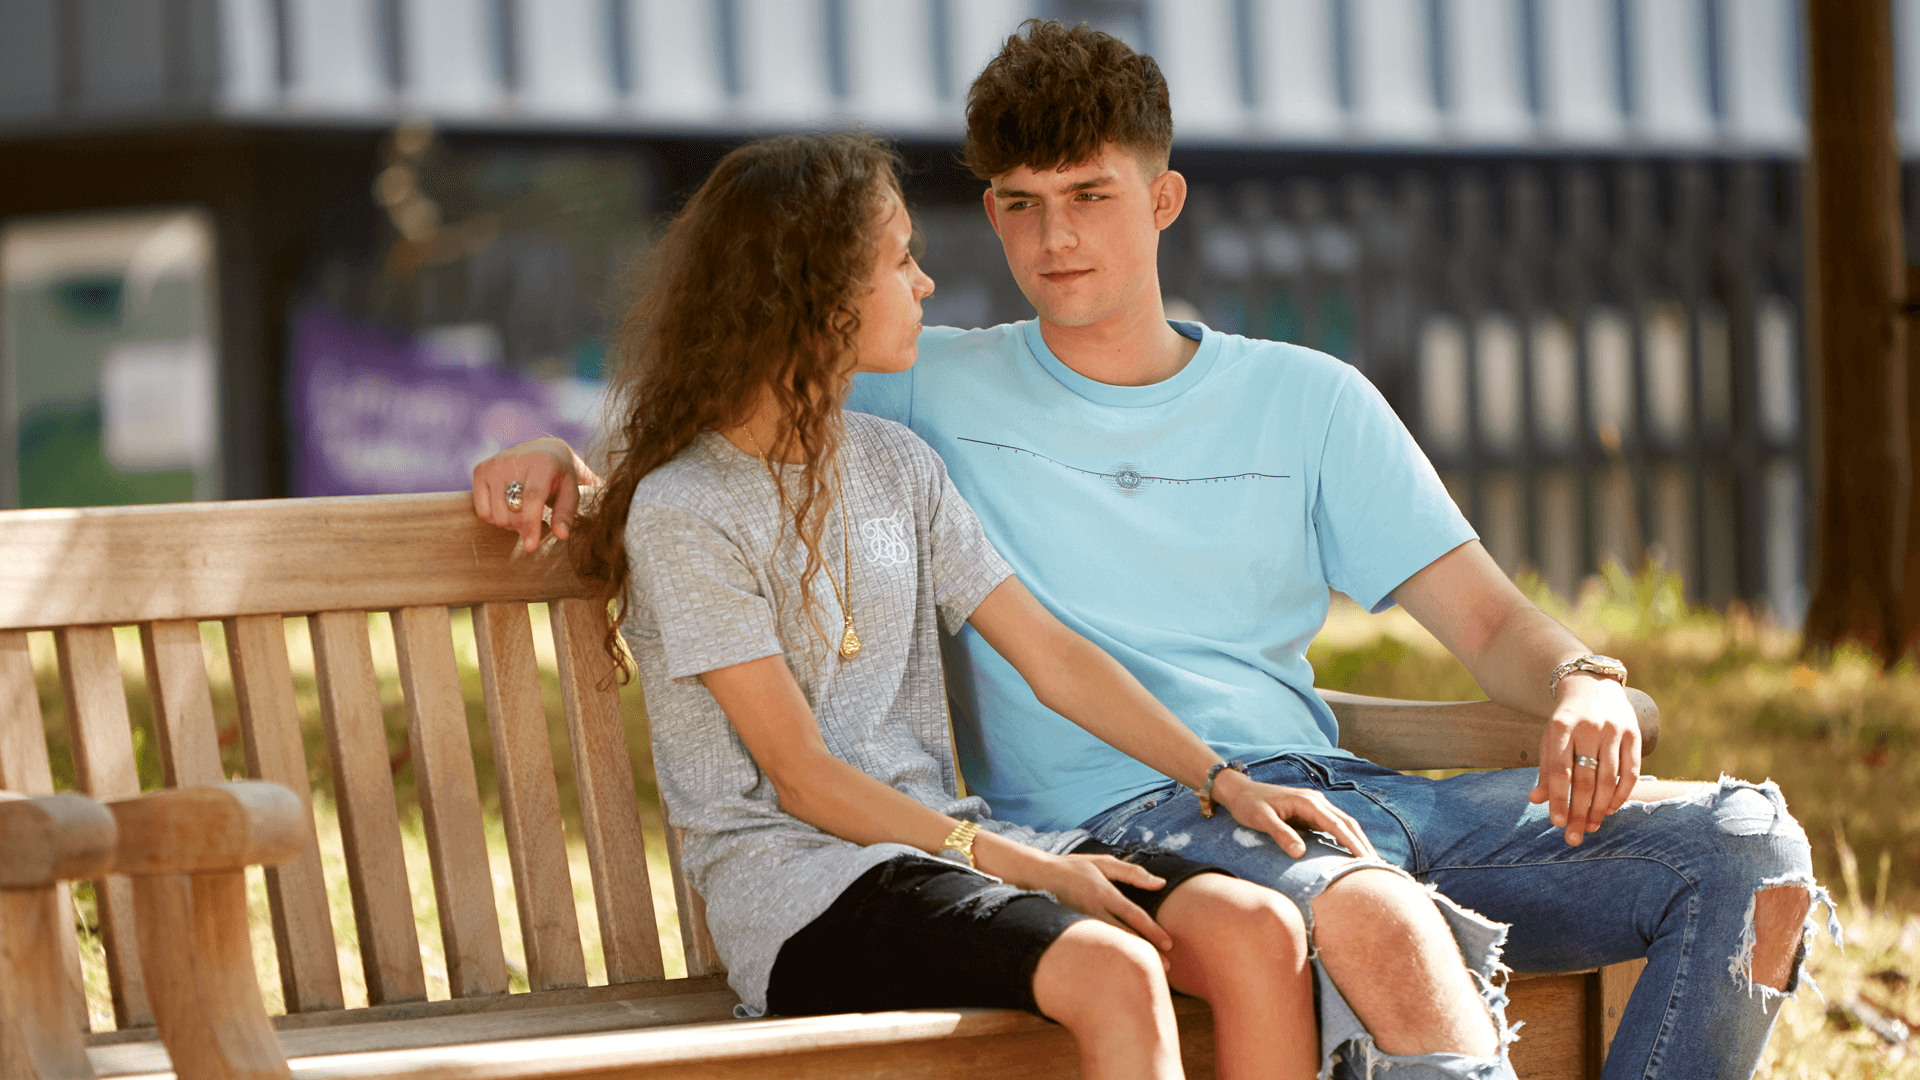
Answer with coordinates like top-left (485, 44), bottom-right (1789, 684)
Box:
top-left (1548, 654), bottom-right (1627, 696)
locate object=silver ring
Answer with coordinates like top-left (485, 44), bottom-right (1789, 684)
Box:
top-left (504, 480), bottom-right (524, 512)
top-left (1574, 754), bottom-right (1601, 770)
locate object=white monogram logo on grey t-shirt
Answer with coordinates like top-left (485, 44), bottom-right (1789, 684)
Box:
top-left (860, 513), bottom-right (911, 567)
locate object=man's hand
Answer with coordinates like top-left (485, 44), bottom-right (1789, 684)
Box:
top-left (992, 846), bottom-right (1174, 953)
top-left (1212, 770), bottom-right (1378, 860)
top-left (471, 438), bottom-right (601, 552)
top-left (1528, 674), bottom-right (1642, 846)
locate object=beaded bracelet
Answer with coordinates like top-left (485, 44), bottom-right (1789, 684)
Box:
top-left (1198, 759), bottom-right (1249, 818)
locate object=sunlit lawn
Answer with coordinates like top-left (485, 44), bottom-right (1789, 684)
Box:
top-left (27, 565), bottom-right (1920, 1075)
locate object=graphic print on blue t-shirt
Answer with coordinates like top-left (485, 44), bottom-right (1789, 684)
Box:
top-left (955, 437), bottom-right (1289, 498)
top-left (845, 319), bottom-right (1477, 834)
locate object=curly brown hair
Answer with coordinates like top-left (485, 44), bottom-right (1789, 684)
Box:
top-left (569, 132), bottom-right (906, 671)
top-left (962, 19), bottom-right (1173, 180)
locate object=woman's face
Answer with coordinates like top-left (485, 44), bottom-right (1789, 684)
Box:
top-left (850, 188), bottom-right (935, 376)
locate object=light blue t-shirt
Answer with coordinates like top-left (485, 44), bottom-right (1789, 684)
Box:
top-left (846, 320), bottom-right (1476, 833)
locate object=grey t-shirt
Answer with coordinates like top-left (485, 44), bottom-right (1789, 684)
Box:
top-left (622, 411), bottom-right (1087, 1013)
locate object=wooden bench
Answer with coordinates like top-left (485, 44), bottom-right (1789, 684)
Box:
top-left (0, 492), bottom-right (1655, 1079)
top-left (2, 783), bottom-right (307, 1079)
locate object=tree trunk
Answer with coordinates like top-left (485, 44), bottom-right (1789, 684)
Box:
top-left (1803, 0), bottom-right (1905, 660)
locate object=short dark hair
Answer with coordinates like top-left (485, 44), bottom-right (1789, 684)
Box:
top-left (962, 19), bottom-right (1173, 180)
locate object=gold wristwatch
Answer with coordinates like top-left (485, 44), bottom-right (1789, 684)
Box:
top-left (940, 821), bottom-right (981, 869)
top-left (1549, 654), bottom-right (1628, 696)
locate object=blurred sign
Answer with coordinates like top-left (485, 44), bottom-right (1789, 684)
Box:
top-left (101, 338), bottom-right (217, 470)
top-left (1, 208), bottom-right (221, 508)
top-left (291, 308), bottom-right (592, 497)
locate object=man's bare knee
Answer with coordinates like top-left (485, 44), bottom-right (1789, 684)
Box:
top-left (1314, 868), bottom-right (1447, 945)
top-left (1749, 885), bottom-right (1811, 991)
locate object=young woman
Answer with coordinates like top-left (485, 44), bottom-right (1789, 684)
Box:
top-left (473, 133), bottom-right (1376, 1080)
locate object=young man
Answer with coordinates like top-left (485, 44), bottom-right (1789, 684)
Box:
top-left (475, 21), bottom-right (1831, 1080)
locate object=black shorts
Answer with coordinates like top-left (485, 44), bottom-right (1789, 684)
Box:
top-left (763, 841), bottom-right (1233, 1017)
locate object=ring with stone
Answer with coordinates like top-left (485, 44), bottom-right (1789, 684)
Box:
top-left (1574, 754), bottom-right (1601, 770)
top-left (504, 480), bottom-right (525, 513)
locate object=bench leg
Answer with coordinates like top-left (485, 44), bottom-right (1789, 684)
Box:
top-left (132, 870), bottom-right (289, 1080)
top-left (1586, 958), bottom-right (1648, 1078)
top-left (0, 888), bottom-right (93, 1079)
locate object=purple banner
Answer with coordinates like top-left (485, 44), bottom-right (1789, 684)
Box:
top-left (292, 308), bottom-right (591, 497)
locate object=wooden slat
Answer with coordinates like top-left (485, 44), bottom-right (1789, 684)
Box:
top-left (390, 605), bottom-right (510, 999)
top-left (664, 827), bottom-right (723, 979)
top-left (225, 614), bottom-right (345, 1013)
top-left (0, 493), bottom-right (583, 631)
top-left (472, 602), bottom-right (587, 991)
top-left (0, 632), bottom-right (59, 795)
top-left (309, 610), bottom-right (426, 1005)
top-left (140, 620), bottom-right (225, 788)
top-left (55, 625), bottom-right (152, 1029)
top-left (91, 993), bottom-right (1216, 1080)
top-left (0, 630), bottom-right (91, 1033)
top-left (550, 598), bottom-right (663, 984)
top-left (1325, 687), bottom-right (1661, 770)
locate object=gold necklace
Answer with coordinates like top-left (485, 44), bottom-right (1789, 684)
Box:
top-left (742, 428), bottom-right (861, 660)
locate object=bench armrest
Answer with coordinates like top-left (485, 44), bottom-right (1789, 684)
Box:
top-left (0, 791), bottom-right (116, 889)
top-left (1324, 687), bottom-right (1661, 772)
top-left (106, 780), bottom-right (305, 876)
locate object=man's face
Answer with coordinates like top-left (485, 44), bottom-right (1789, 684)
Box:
top-left (983, 145), bottom-right (1180, 330)
top-left (851, 188), bottom-right (935, 376)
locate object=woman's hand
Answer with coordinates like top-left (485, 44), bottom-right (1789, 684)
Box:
top-left (977, 838), bottom-right (1173, 952)
top-left (471, 437), bottom-right (600, 552)
top-left (1528, 674), bottom-right (1642, 846)
top-left (1211, 771), bottom-right (1378, 860)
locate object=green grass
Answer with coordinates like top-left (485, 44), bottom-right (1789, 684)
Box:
top-left (28, 568), bottom-right (1920, 1075)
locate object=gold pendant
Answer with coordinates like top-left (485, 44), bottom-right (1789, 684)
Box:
top-left (839, 625), bottom-right (862, 659)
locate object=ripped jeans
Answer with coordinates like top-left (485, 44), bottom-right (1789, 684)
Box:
top-left (1079, 753), bottom-right (1838, 1080)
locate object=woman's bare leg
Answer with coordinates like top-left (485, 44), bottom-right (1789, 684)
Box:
top-left (1157, 874), bottom-right (1317, 1080)
top-left (1031, 920), bottom-right (1185, 1080)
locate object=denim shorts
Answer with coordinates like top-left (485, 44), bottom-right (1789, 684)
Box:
top-left (764, 844), bottom-right (1230, 1016)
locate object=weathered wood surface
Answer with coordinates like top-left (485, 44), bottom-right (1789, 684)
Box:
top-left (0, 632), bottom-right (91, 1033)
top-left (551, 596), bottom-right (664, 985)
top-left (392, 604), bottom-right (511, 1000)
top-left (310, 610), bottom-right (425, 1006)
top-left (91, 994), bottom-right (1217, 1080)
top-left (0, 792), bottom-right (117, 887)
top-left (58, 625), bottom-right (152, 1028)
top-left (474, 601), bottom-right (588, 992)
top-left (1325, 687), bottom-right (1660, 771)
top-left (0, 493), bottom-right (579, 631)
top-left (224, 614), bottom-right (345, 1013)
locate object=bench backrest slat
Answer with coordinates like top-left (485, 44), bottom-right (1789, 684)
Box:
top-left (474, 601), bottom-right (590, 992)
top-left (0, 494), bottom-right (581, 630)
top-left (0, 632), bottom-right (54, 797)
top-left (551, 596), bottom-right (664, 984)
top-left (392, 604), bottom-right (512, 999)
top-left (0, 630), bottom-right (91, 1034)
top-left (310, 609), bottom-right (428, 1006)
top-left (664, 826), bottom-right (723, 977)
top-left (55, 625), bottom-right (154, 1028)
top-left (224, 613), bottom-right (346, 1013)
top-left (140, 620), bottom-right (225, 788)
